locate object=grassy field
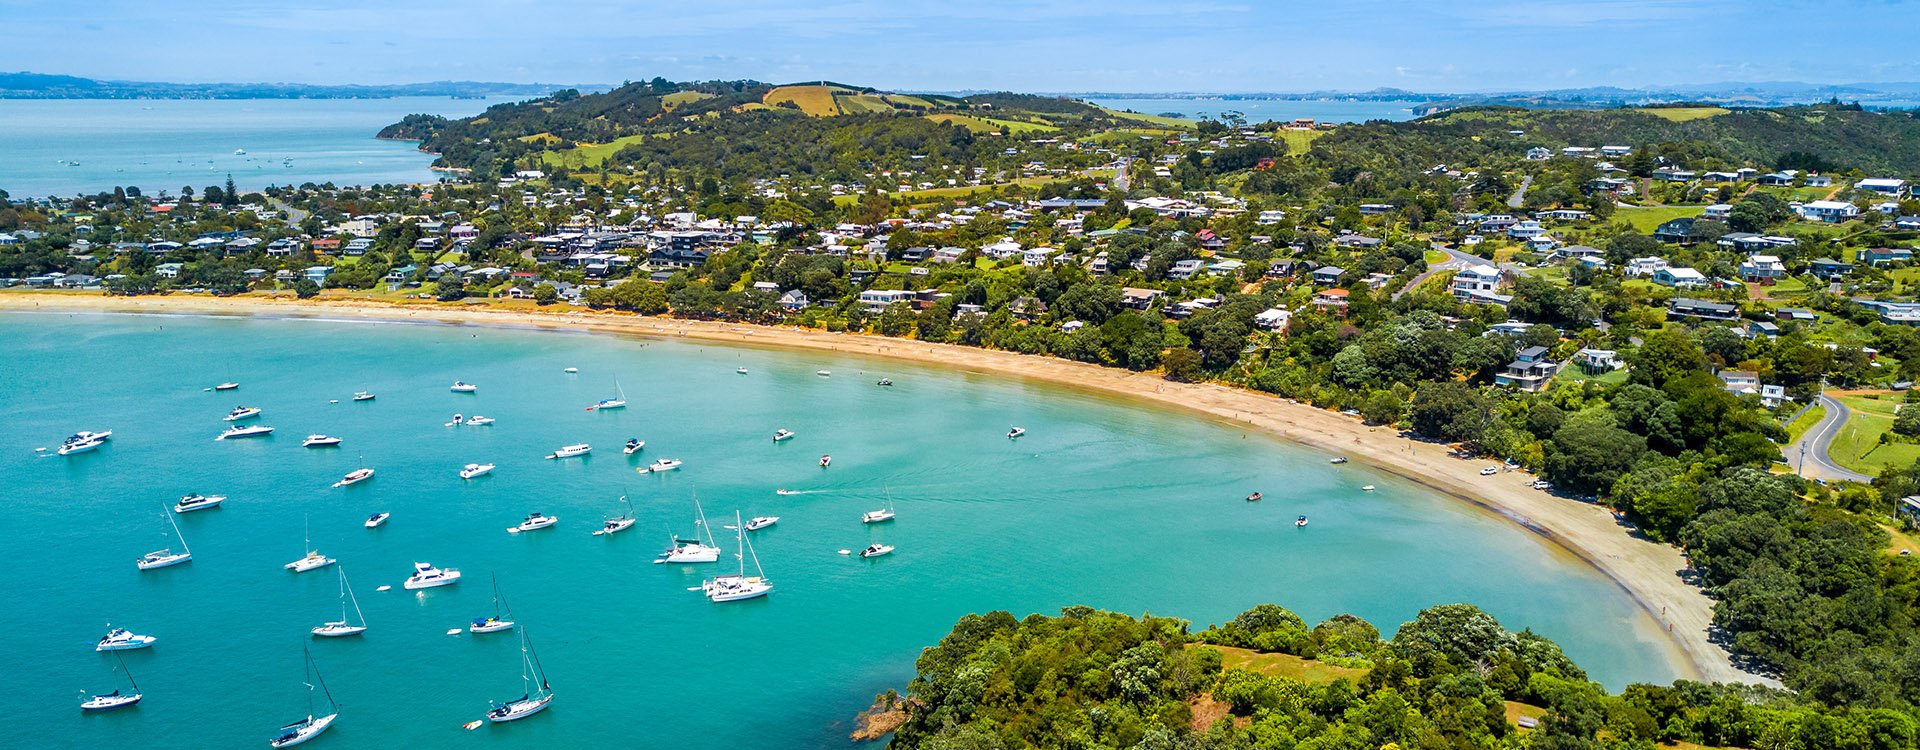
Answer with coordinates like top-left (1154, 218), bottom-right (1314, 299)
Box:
top-left (833, 176), bottom-right (1066, 206)
top-left (1093, 105), bottom-right (1194, 129)
top-left (834, 93), bottom-right (896, 114)
top-left (538, 133), bottom-right (661, 168)
top-left (1616, 205), bottom-right (1706, 233)
top-left (1637, 107), bottom-right (1731, 122)
top-left (660, 90), bottom-right (715, 109)
top-left (923, 113), bottom-right (1058, 135)
top-left (1206, 646), bottom-right (1366, 685)
top-left (1830, 393), bottom-right (1920, 475)
top-left (1278, 128), bottom-right (1325, 155)
top-left (1423, 249), bottom-right (1450, 265)
top-left (764, 85), bottom-right (846, 116)
top-left (1786, 404), bottom-right (1828, 444)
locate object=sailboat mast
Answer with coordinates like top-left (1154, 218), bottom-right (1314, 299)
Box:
top-left (166, 504), bottom-right (189, 555)
top-left (743, 519), bottom-right (767, 578)
top-left (693, 491), bottom-right (716, 546)
top-left (523, 627), bottom-right (550, 692)
top-left (341, 566), bottom-right (365, 626)
top-left (310, 648), bottom-right (337, 713)
top-left (114, 651), bottom-right (139, 692)
top-left (734, 511), bottom-right (746, 576)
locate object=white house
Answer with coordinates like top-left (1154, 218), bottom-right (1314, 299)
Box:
top-left (1800, 200), bottom-right (1861, 223)
top-left (1652, 267), bottom-right (1708, 288)
top-left (1253, 308), bottom-right (1292, 331)
top-left (1626, 257), bottom-right (1671, 278)
top-left (858, 289), bottom-right (915, 313)
top-left (1738, 255), bottom-right (1786, 283)
top-left (1858, 178), bottom-right (1908, 196)
top-left (1021, 247), bottom-right (1056, 267)
top-left (1451, 265), bottom-right (1505, 301)
top-left (1702, 204), bottom-right (1733, 220)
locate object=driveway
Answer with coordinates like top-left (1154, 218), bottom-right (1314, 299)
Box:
top-left (1394, 245), bottom-right (1495, 300)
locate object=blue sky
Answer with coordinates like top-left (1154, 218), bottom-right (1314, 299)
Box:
top-left (3, 0), bottom-right (1916, 91)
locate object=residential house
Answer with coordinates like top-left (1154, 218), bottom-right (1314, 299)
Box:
top-left (1748, 320), bottom-right (1781, 338)
top-left (1495, 346), bottom-right (1560, 392)
top-left (1311, 266), bottom-right (1346, 286)
top-left (1860, 300), bottom-right (1920, 325)
top-left (303, 266), bottom-right (333, 284)
top-left (1862, 247), bottom-right (1915, 266)
top-left (1525, 147), bottom-right (1552, 161)
top-left (1451, 265), bottom-right (1505, 301)
top-left (1021, 247), bottom-right (1056, 267)
top-left (1253, 308), bottom-right (1292, 331)
top-left (1719, 370), bottom-right (1761, 394)
top-left (1702, 204), bottom-right (1733, 220)
top-left (1120, 287), bottom-right (1164, 310)
top-left (1653, 217), bottom-right (1696, 243)
top-left (1507, 220), bottom-right (1546, 239)
top-left (154, 262), bottom-right (184, 279)
top-left (857, 289), bottom-right (916, 313)
top-left (1858, 178), bottom-right (1908, 196)
top-left (1799, 200), bottom-right (1860, 223)
top-left (1573, 348), bottom-right (1620, 374)
top-left (1776, 308), bottom-right (1817, 323)
top-left (1167, 259), bottom-right (1204, 280)
top-left (1668, 297), bottom-right (1739, 322)
top-left (1809, 258), bottom-right (1854, 280)
top-left (1652, 267), bottom-right (1708, 288)
top-left (1737, 255), bottom-right (1786, 283)
top-left (778, 289), bottom-right (810, 311)
top-left (1312, 288), bottom-right (1350, 316)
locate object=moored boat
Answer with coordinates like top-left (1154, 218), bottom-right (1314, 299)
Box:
top-left (860, 543), bottom-right (894, 558)
top-left (657, 495), bottom-right (722, 563)
top-left (1007, 426), bottom-right (1026, 439)
top-left (545, 443), bottom-right (591, 460)
top-left (450, 381), bottom-right (477, 393)
top-left (286, 550), bottom-right (336, 573)
top-left (174, 493), bottom-right (226, 513)
top-left (331, 468), bottom-right (374, 488)
top-left (364, 512), bottom-right (389, 528)
top-left (80, 652), bottom-right (142, 711)
top-left (484, 629), bottom-right (553, 723)
top-left (623, 438), bottom-right (645, 454)
top-left (470, 574), bottom-right (517, 633)
top-left (352, 391), bottom-right (375, 402)
top-left (95, 628), bottom-right (157, 652)
top-left (466, 415), bottom-right (495, 426)
top-left (592, 495), bottom-right (637, 536)
top-left (645, 457), bottom-right (683, 472)
top-left (311, 566), bottom-right (368, 637)
top-left (702, 511), bottom-right (773, 602)
top-left (507, 512), bottom-right (557, 533)
top-left (772, 429), bottom-right (795, 442)
top-left (268, 649), bottom-right (338, 748)
top-left (744, 516), bottom-right (778, 531)
top-left (403, 561), bottom-right (461, 590)
top-left (57, 437), bottom-right (106, 455)
top-left (460, 463), bottom-right (495, 479)
top-left (214, 382), bottom-right (239, 391)
top-left (216, 424), bottom-right (274, 440)
top-left (225, 405), bottom-right (262, 421)
top-left (301, 434), bottom-right (341, 448)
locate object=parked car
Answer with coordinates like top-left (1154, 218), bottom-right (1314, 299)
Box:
top-left (1480, 467), bottom-right (1499, 476)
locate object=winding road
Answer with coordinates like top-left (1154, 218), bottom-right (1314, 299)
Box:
top-left (1789, 392), bottom-right (1876, 483)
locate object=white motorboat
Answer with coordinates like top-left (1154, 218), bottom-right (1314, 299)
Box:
top-left (460, 463), bottom-right (495, 479)
top-left (816, 370), bottom-right (830, 377)
top-left (877, 378), bottom-right (893, 386)
top-left (57, 438), bottom-right (105, 455)
top-left (736, 367), bottom-right (749, 374)
top-left (1362, 485), bottom-right (1376, 492)
top-left (507, 512), bottom-right (558, 534)
top-left (819, 454), bottom-right (832, 467)
top-left (301, 435), bottom-right (341, 448)
top-left (1007, 426), bottom-right (1026, 439)
top-left (485, 629), bottom-right (553, 723)
top-left (331, 468), bottom-right (374, 488)
top-left (64, 429), bottom-right (112, 445)
top-left (96, 628), bottom-right (157, 652)
top-left (352, 391), bottom-right (375, 402)
top-left (173, 493), bottom-right (226, 513)
top-left (593, 495), bottom-right (637, 536)
top-left (268, 649), bottom-right (338, 748)
top-left (312, 566), bottom-right (368, 637)
top-left (470, 574), bottom-right (517, 633)
top-left (1329, 457), bottom-right (1348, 464)
top-left (623, 438), bottom-right (645, 454)
top-left (466, 415), bottom-right (495, 426)
top-left (214, 382), bottom-right (239, 391)
top-left (772, 429), bottom-right (795, 442)
top-left (645, 458), bottom-right (682, 472)
top-left (450, 381), bottom-right (478, 393)
top-left (138, 506), bottom-right (193, 570)
top-left (563, 367), bottom-right (578, 373)
top-left (403, 561), bottom-right (461, 590)
top-left (703, 512), bottom-right (773, 602)
top-left (364, 512), bottom-right (389, 528)
top-left (775, 489), bottom-right (798, 496)
top-left (286, 550), bottom-right (336, 573)
top-left (446, 413), bottom-right (464, 427)
top-left (81, 652), bottom-right (142, 712)
top-left (225, 406), bottom-right (263, 421)
top-left (545, 443), bottom-right (591, 460)
top-left (657, 496), bottom-right (722, 563)
top-left (216, 424), bottom-right (274, 440)
top-left (1296, 515), bottom-right (1309, 527)
top-left (744, 516), bottom-right (779, 531)
top-left (860, 544), bottom-right (894, 558)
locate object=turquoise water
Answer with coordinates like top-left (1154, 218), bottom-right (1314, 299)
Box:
top-left (1, 312), bottom-right (1678, 748)
top-left (0, 98), bottom-right (514, 198)
top-left (1085, 97), bottom-right (1425, 123)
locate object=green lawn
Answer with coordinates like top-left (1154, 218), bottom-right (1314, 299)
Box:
top-left (1787, 404), bottom-right (1827, 444)
top-left (1636, 107), bottom-right (1730, 122)
top-left (1279, 129), bottom-right (1325, 155)
top-left (538, 133), bottom-right (663, 168)
top-left (1830, 394), bottom-right (1920, 475)
top-left (1616, 205), bottom-right (1706, 233)
top-left (923, 113), bottom-right (1058, 135)
top-left (1423, 249), bottom-right (1450, 265)
top-left (1205, 646), bottom-right (1365, 684)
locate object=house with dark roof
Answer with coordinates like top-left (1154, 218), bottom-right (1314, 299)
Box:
top-left (1652, 217), bottom-right (1695, 243)
top-left (1495, 346), bottom-right (1560, 392)
top-left (1668, 298), bottom-right (1739, 322)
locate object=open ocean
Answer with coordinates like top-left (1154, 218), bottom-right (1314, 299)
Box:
top-left (0, 311), bottom-right (1679, 748)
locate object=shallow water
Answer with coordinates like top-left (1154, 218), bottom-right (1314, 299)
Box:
top-left (0, 312), bottom-right (1678, 748)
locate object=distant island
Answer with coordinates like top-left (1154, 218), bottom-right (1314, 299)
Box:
top-left (1056, 81), bottom-right (1920, 114)
top-left (0, 71), bottom-right (597, 100)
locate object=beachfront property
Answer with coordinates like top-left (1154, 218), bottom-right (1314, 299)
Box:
top-left (1495, 346), bottom-right (1560, 392)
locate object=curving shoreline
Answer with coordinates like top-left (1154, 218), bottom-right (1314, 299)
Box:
top-left (0, 291), bottom-right (1757, 684)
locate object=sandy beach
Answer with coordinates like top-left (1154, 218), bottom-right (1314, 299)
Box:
top-left (0, 291), bottom-right (1754, 684)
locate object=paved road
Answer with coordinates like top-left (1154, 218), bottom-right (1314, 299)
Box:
top-left (1112, 157), bottom-right (1132, 193)
top-left (1790, 393), bottom-right (1876, 483)
top-left (1507, 175), bottom-right (1533, 208)
top-left (269, 197), bottom-right (308, 226)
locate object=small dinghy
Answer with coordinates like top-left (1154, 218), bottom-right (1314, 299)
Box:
top-left (1246, 492), bottom-right (1263, 502)
top-left (772, 429), bottom-right (795, 442)
top-left (819, 454), bottom-right (832, 468)
top-left (450, 381), bottom-right (477, 393)
top-left (1296, 515), bottom-right (1309, 528)
top-left (1007, 426), bottom-right (1026, 439)
top-left (364, 512), bottom-right (390, 528)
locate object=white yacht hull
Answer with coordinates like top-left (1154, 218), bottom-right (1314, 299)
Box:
top-left (286, 555), bottom-right (336, 573)
top-left (593, 518), bottom-right (636, 536)
top-left (270, 713), bottom-right (336, 748)
top-left (95, 637), bottom-right (156, 652)
top-left (404, 572), bottom-right (462, 590)
top-left (311, 623), bottom-right (366, 637)
top-left (58, 441), bottom-right (102, 455)
top-left (80, 693), bottom-right (142, 711)
top-left (137, 552), bottom-right (192, 570)
top-left (487, 695), bottom-right (552, 723)
top-left (470, 620), bottom-right (515, 634)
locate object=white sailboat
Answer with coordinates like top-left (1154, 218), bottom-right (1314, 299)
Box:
top-left (656, 494), bottom-right (722, 563)
top-left (136, 506), bottom-right (192, 571)
top-left (587, 380), bottom-right (627, 410)
top-left (485, 628), bottom-right (553, 723)
top-left (703, 511), bottom-right (773, 602)
top-left (470, 574), bottom-right (516, 634)
top-left (863, 492), bottom-right (897, 524)
top-left (268, 648), bottom-right (338, 748)
top-left (593, 495), bottom-right (637, 536)
top-left (312, 566), bottom-right (368, 637)
top-left (285, 519), bottom-right (336, 573)
top-left (80, 651), bottom-right (142, 711)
